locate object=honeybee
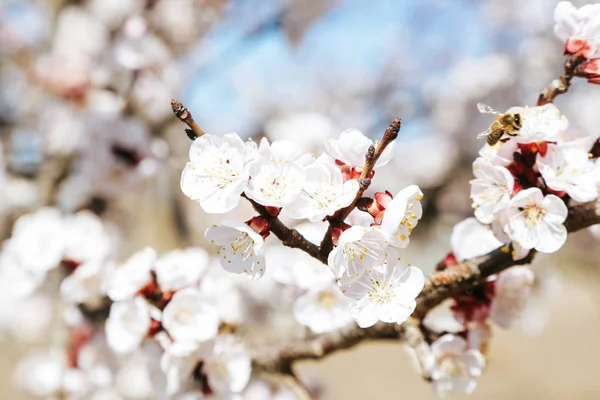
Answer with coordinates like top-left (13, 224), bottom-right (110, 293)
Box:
top-left (477, 103), bottom-right (522, 146)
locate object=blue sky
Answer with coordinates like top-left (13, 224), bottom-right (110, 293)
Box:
top-left (184, 0), bottom-right (502, 138)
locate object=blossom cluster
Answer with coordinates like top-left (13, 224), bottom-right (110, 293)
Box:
top-left (181, 126), bottom-right (427, 329)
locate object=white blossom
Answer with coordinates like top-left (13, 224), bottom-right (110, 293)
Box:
top-left (62, 211), bottom-right (113, 264)
top-left (490, 266), bottom-right (535, 330)
top-left (205, 220), bottom-right (266, 280)
top-left (7, 207), bottom-right (65, 273)
top-left (505, 188), bottom-right (568, 253)
top-left (380, 185), bottom-right (424, 248)
top-left (478, 138), bottom-right (518, 167)
top-left (106, 296), bottom-right (151, 354)
top-left (507, 104), bottom-right (568, 144)
top-left (554, 1), bottom-right (600, 54)
top-left (340, 251), bottom-right (424, 328)
top-left (326, 128), bottom-right (395, 169)
top-left (327, 226), bottom-right (388, 281)
top-left (154, 248), bottom-right (210, 292)
top-left (181, 133), bottom-right (252, 213)
top-left (538, 142), bottom-right (598, 202)
top-left (14, 349), bottom-right (71, 398)
top-left (60, 259), bottom-right (112, 307)
top-left (470, 157), bottom-right (514, 224)
top-left (451, 218), bottom-right (503, 261)
top-left (105, 247), bottom-right (156, 301)
top-left (286, 156), bottom-right (359, 222)
top-left (157, 333), bottom-right (201, 397)
top-left (269, 245), bottom-right (333, 290)
top-left (245, 140), bottom-right (308, 207)
top-left (198, 336), bottom-right (251, 395)
top-left (161, 288), bottom-right (220, 343)
top-left (425, 334), bottom-right (486, 397)
top-left (293, 284), bottom-right (353, 333)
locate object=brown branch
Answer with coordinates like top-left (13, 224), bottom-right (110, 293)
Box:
top-left (171, 98), bottom-right (206, 140)
top-left (319, 118), bottom-right (401, 257)
top-left (537, 54), bottom-right (586, 106)
top-left (242, 194), bottom-right (326, 264)
top-left (252, 322), bottom-right (403, 372)
top-left (253, 199), bottom-right (600, 372)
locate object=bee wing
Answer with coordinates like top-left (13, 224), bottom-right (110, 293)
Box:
top-left (477, 126), bottom-right (504, 139)
top-left (477, 128), bottom-right (493, 139)
top-left (477, 103), bottom-right (503, 116)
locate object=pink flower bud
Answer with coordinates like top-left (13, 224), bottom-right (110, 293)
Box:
top-left (582, 58), bottom-right (600, 84)
top-left (246, 216), bottom-right (270, 239)
top-left (565, 36), bottom-right (594, 59)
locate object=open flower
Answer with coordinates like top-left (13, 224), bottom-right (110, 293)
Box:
top-left (470, 158), bottom-right (514, 224)
top-left (340, 251), bottom-right (424, 328)
top-left (180, 133), bottom-right (251, 213)
top-left (507, 104), bottom-right (568, 144)
top-left (538, 143), bottom-right (598, 202)
top-left (106, 296), bottom-right (151, 354)
top-left (245, 139), bottom-right (308, 207)
top-left (161, 288), bottom-right (220, 343)
top-left (60, 259), bottom-right (112, 308)
top-left (326, 128), bottom-right (395, 170)
top-left (505, 188), bottom-right (568, 253)
top-left (327, 226), bottom-right (388, 281)
top-left (293, 284), bottom-right (353, 333)
top-left (379, 185), bottom-right (424, 248)
top-left (425, 334), bottom-right (486, 397)
top-left (105, 247), bottom-right (155, 301)
top-left (205, 220), bottom-right (266, 280)
top-left (286, 156), bottom-right (359, 222)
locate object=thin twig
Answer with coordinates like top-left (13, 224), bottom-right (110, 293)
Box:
top-left (171, 98), bottom-right (206, 139)
top-left (319, 118), bottom-right (401, 257)
top-left (242, 194), bottom-right (326, 263)
top-left (537, 54), bottom-right (586, 106)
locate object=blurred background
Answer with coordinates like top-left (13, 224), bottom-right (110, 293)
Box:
top-left (1, 0), bottom-right (600, 398)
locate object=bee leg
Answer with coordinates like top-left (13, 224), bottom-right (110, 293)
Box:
top-left (500, 138), bottom-right (511, 143)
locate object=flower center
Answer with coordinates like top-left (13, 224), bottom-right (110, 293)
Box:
top-left (317, 291), bottom-right (335, 308)
top-left (439, 355), bottom-right (468, 377)
top-left (523, 204), bottom-right (545, 226)
top-left (175, 307), bottom-right (195, 325)
top-left (368, 278), bottom-right (393, 304)
top-left (229, 234), bottom-right (255, 261)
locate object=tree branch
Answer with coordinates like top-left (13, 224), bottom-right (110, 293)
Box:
top-left (243, 194), bottom-right (327, 264)
top-left (319, 118), bottom-right (401, 256)
top-left (537, 54), bottom-right (586, 106)
top-left (253, 199), bottom-right (600, 371)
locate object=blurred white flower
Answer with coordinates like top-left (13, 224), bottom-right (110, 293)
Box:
top-left (327, 226), bottom-right (387, 281)
top-left (326, 128), bottom-right (395, 169)
top-left (157, 333), bottom-right (201, 396)
top-left (114, 349), bottom-right (157, 399)
top-left (294, 284), bottom-right (352, 333)
top-left (380, 185), bottom-right (424, 248)
top-left (86, 0), bottom-right (145, 28)
top-left (478, 138), bottom-right (519, 167)
top-left (52, 6), bottom-right (108, 60)
top-left (14, 349), bottom-right (70, 398)
top-left (538, 142), bottom-right (598, 202)
top-left (181, 133), bottom-right (252, 214)
top-left (470, 157), bottom-right (514, 224)
top-left (340, 251), bottom-right (424, 328)
top-left (245, 140), bottom-right (308, 207)
top-left (199, 266), bottom-right (246, 325)
top-left (162, 288), bottom-right (220, 343)
top-left (106, 296), bottom-right (151, 354)
top-left (199, 336), bottom-right (251, 395)
top-left (422, 299), bottom-right (464, 334)
top-left (505, 188), bottom-right (568, 253)
top-left (154, 248), bottom-right (209, 292)
top-left (286, 156), bottom-right (359, 222)
top-left (7, 294), bottom-right (54, 343)
top-left (8, 207), bottom-right (65, 273)
top-left (554, 1), bottom-right (600, 56)
top-left (451, 218), bottom-right (503, 261)
top-left (508, 104), bottom-right (569, 144)
top-left (264, 112), bottom-right (335, 151)
top-left (270, 245), bottom-right (333, 290)
top-left (106, 247), bottom-right (155, 302)
top-left (205, 220), bottom-right (266, 280)
top-left (425, 334), bottom-right (485, 397)
top-left (490, 266), bottom-right (535, 329)
top-left (63, 211), bottom-right (113, 265)
top-left (61, 259), bottom-right (112, 308)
